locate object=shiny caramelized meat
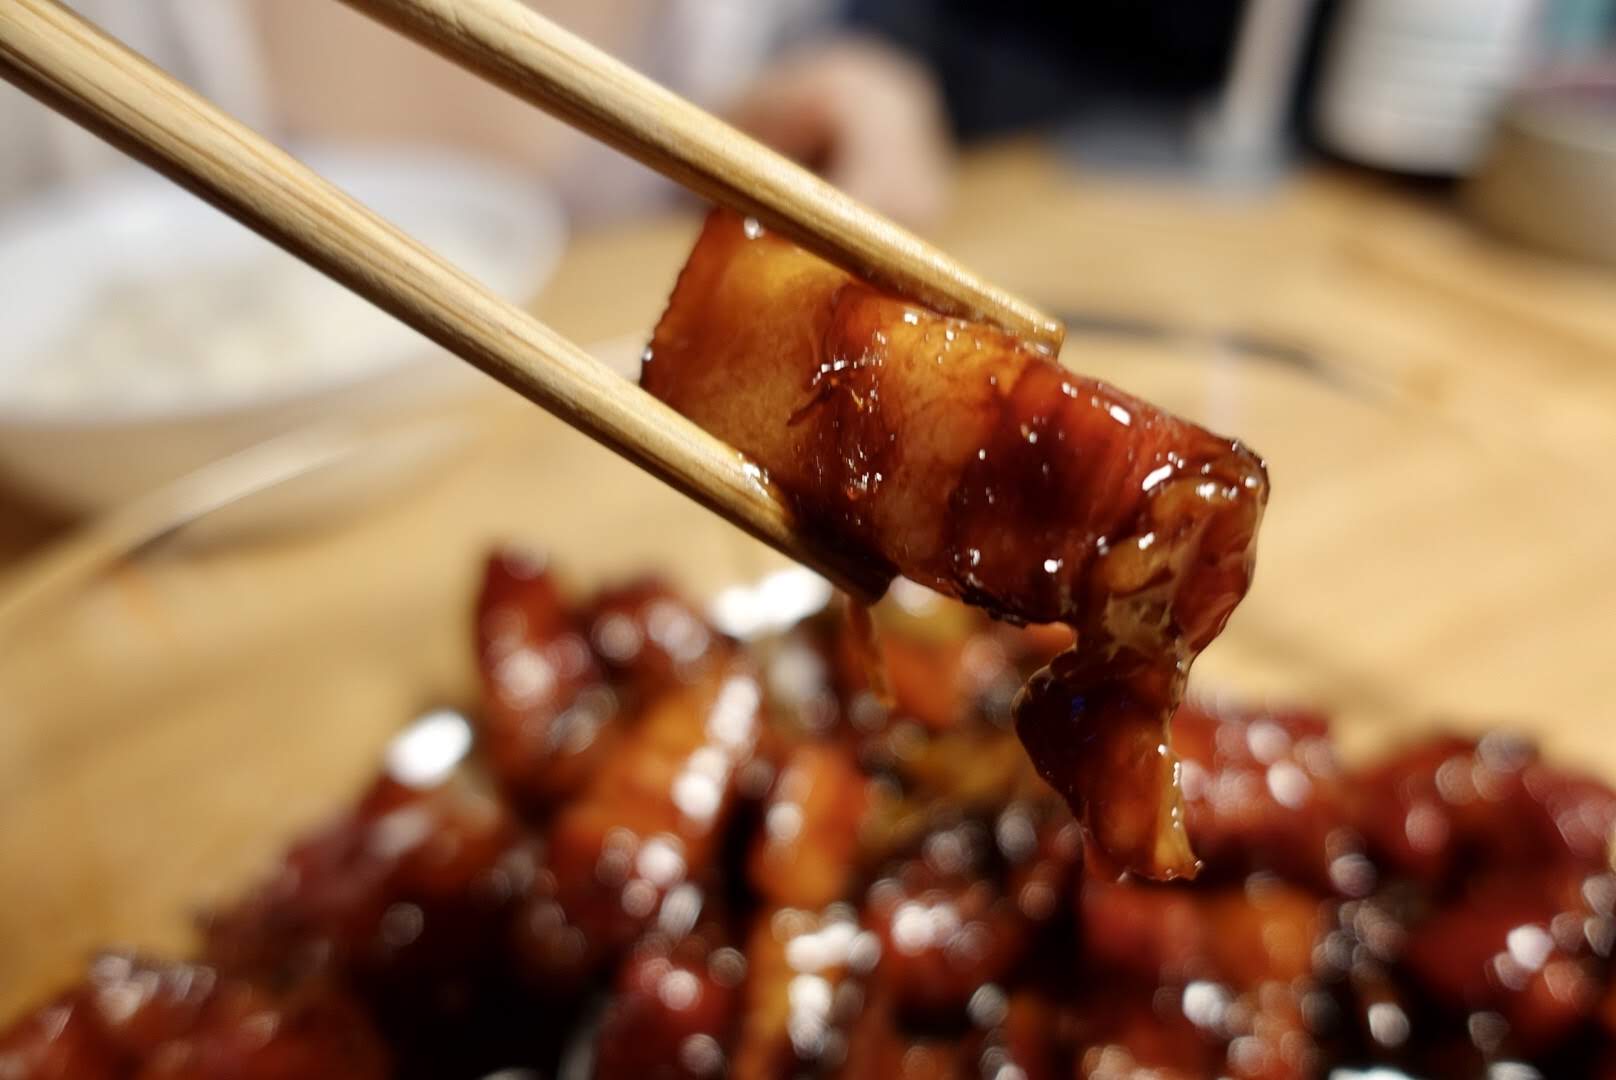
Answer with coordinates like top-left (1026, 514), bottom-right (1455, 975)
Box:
top-left (512, 659), bottom-right (761, 991)
top-left (5, 555), bottom-right (1615, 1079)
top-left (593, 930), bottom-right (743, 1079)
top-left (642, 210), bottom-right (1268, 880)
top-left (0, 955), bottom-right (387, 1079)
top-left (747, 742), bottom-right (871, 910)
top-left (203, 773), bottom-right (524, 989)
top-left (200, 770), bottom-right (552, 1078)
top-left (1352, 732), bottom-right (1616, 886)
top-left (475, 551), bottom-right (616, 809)
top-left (1172, 701), bottom-right (1356, 892)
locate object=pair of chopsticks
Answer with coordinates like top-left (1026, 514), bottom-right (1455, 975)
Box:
top-left (0, 0), bottom-right (1063, 603)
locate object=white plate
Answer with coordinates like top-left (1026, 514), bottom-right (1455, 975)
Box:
top-left (0, 143), bottom-right (565, 514)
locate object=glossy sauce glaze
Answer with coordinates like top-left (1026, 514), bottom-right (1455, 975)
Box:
top-left (642, 210), bottom-right (1268, 879)
top-left (6, 556), bottom-right (1613, 1079)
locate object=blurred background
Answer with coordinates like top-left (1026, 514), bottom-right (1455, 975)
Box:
top-left (2, 0), bottom-right (1615, 1020)
top-left (2, 0), bottom-right (1615, 527)
top-left (3, 0), bottom-right (1615, 523)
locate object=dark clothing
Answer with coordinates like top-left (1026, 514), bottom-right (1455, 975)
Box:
top-left (844, 0), bottom-right (1246, 137)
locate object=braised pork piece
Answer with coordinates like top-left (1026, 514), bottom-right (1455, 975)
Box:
top-left (6, 555), bottom-right (1614, 1078)
top-left (642, 211), bottom-right (1268, 880)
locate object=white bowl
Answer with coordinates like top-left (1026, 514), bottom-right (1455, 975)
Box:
top-left (1465, 74), bottom-right (1616, 267)
top-left (0, 144), bottom-right (565, 514)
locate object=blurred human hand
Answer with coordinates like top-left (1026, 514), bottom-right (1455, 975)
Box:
top-left (728, 37), bottom-right (953, 229)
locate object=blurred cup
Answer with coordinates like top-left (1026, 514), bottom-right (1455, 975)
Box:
top-left (1464, 71), bottom-right (1616, 266)
top-left (1314, 0), bottom-right (1544, 175)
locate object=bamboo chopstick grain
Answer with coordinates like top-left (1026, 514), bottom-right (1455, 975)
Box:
top-left (338, 0), bottom-right (1066, 353)
top-left (0, 0), bottom-right (891, 603)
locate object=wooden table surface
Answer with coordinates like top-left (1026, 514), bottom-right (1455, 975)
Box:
top-left (3, 141), bottom-right (1614, 1017)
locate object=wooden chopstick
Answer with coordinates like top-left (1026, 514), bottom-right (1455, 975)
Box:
top-left (338, 0), bottom-right (1066, 354)
top-left (0, 0), bottom-right (892, 603)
